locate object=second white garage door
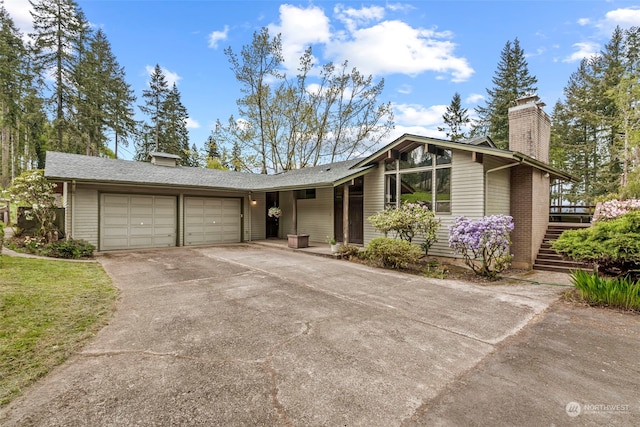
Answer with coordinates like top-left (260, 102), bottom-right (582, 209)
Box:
top-left (184, 197), bottom-right (241, 245)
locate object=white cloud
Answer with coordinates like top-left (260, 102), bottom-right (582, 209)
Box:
top-left (563, 41), bottom-right (600, 63)
top-left (602, 7), bottom-right (640, 28)
top-left (389, 125), bottom-right (442, 141)
top-left (4, 0), bottom-right (33, 34)
top-left (208, 25), bottom-right (229, 49)
top-left (325, 20), bottom-right (473, 81)
top-left (185, 118), bottom-right (200, 129)
top-left (269, 4), bottom-right (331, 71)
top-left (270, 4), bottom-right (473, 83)
top-left (397, 84), bottom-right (412, 95)
top-left (334, 4), bottom-right (385, 32)
top-left (145, 65), bottom-right (181, 87)
top-left (466, 93), bottom-right (484, 104)
top-left (577, 18), bottom-right (591, 26)
top-left (393, 103), bottom-right (446, 126)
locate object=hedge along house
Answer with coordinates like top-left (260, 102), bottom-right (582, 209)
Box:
top-left (44, 95), bottom-right (572, 268)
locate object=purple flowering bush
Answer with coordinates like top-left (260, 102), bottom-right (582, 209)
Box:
top-left (368, 202), bottom-right (440, 254)
top-left (592, 199), bottom-right (640, 222)
top-left (448, 215), bottom-right (514, 278)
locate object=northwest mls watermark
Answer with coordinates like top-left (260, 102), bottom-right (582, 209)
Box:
top-left (566, 401), bottom-right (631, 417)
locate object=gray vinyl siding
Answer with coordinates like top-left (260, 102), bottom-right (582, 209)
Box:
top-left (363, 164), bottom-right (385, 245)
top-left (278, 191), bottom-right (294, 238)
top-left (297, 187), bottom-right (333, 243)
top-left (484, 158), bottom-right (511, 216)
top-left (249, 192), bottom-right (266, 240)
top-left (422, 150), bottom-right (485, 257)
top-left (72, 187), bottom-right (99, 246)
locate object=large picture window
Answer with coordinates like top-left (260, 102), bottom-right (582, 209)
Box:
top-left (384, 144), bottom-right (451, 213)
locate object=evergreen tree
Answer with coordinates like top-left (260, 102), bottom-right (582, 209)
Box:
top-left (0, 4), bottom-right (26, 186)
top-left (162, 83), bottom-right (189, 162)
top-left (438, 92), bottom-right (470, 141)
top-left (137, 64), bottom-right (169, 159)
top-left (473, 38), bottom-right (538, 149)
top-left (30, 0), bottom-right (87, 151)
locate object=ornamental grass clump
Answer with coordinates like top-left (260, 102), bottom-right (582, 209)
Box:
top-left (448, 215), bottom-right (514, 278)
top-left (570, 270), bottom-right (640, 311)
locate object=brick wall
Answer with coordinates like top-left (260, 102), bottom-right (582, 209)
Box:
top-left (508, 96), bottom-right (550, 163)
top-left (508, 96), bottom-right (551, 269)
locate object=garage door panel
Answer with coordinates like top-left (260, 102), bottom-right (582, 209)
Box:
top-left (100, 194), bottom-right (177, 250)
top-left (184, 197), bottom-right (240, 246)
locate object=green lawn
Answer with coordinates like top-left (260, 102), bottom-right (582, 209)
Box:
top-left (0, 256), bottom-right (117, 405)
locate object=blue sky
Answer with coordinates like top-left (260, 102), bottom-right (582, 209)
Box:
top-left (7, 0), bottom-right (640, 160)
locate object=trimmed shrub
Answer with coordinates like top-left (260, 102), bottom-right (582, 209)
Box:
top-left (368, 202), bottom-right (440, 254)
top-left (42, 239), bottom-right (96, 259)
top-left (553, 211), bottom-right (640, 279)
top-left (570, 270), bottom-right (640, 311)
top-left (365, 237), bottom-right (422, 269)
top-left (337, 244), bottom-right (361, 260)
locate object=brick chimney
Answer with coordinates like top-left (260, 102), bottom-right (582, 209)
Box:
top-left (149, 152), bottom-right (180, 167)
top-left (508, 95), bottom-right (551, 269)
top-left (508, 95), bottom-right (550, 163)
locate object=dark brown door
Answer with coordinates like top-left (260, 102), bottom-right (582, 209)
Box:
top-left (334, 178), bottom-right (364, 244)
top-left (266, 192), bottom-right (279, 238)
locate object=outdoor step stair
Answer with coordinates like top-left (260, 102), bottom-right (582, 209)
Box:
top-left (533, 223), bottom-right (593, 273)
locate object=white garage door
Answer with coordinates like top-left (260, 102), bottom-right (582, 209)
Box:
top-left (184, 197), bottom-right (241, 245)
top-left (100, 194), bottom-right (177, 250)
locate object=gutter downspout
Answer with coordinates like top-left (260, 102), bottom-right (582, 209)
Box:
top-left (484, 160), bottom-right (522, 215)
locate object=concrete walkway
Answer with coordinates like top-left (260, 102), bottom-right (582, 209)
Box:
top-left (1, 244), bottom-right (638, 426)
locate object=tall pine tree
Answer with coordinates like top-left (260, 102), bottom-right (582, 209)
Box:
top-left (30, 0), bottom-right (87, 151)
top-left (473, 38), bottom-right (538, 149)
top-left (137, 64), bottom-right (169, 160)
top-left (438, 92), bottom-right (470, 141)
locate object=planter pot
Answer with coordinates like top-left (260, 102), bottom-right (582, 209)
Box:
top-left (287, 234), bottom-right (309, 248)
top-left (330, 244), bottom-right (338, 253)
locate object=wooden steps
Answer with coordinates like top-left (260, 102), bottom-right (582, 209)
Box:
top-left (533, 223), bottom-right (593, 273)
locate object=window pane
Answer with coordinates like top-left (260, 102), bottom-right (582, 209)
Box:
top-left (384, 160), bottom-right (396, 171)
top-left (435, 168), bottom-right (451, 213)
top-left (384, 174), bottom-right (397, 207)
top-left (400, 172), bottom-right (432, 209)
top-left (399, 145), bottom-right (432, 169)
top-left (436, 149), bottom-right (452, 165)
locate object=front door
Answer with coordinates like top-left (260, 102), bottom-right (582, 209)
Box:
top-left (334, 177), bottom-right (364, 244)
top-left (266, 192), bottom-right (279, 238)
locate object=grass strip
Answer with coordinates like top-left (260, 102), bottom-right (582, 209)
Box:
top-left (0, 256), bottom-right (117, 405)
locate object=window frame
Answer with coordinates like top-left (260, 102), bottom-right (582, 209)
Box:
top-left (384, 145), bottom-right (452, 214)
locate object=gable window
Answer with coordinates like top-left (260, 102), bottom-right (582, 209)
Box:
top-left (384, 144), bottom-right (451, 213)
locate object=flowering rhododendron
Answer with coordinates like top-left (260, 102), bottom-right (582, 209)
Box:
top-left (448, 215), bottom-right (514, 278)
top-left (592, 199), bottom-right (640, 222)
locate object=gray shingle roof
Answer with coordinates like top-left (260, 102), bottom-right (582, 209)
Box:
top-left (44, 151), bottom-right (373, 191)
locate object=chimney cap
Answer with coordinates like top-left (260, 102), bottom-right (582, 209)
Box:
top-left (515, 94), bottom-right (540, 106)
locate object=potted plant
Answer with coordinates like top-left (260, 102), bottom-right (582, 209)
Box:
top-left (327, 236), bottom-right (338, 253)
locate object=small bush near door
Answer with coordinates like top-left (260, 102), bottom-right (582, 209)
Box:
top-left (365, 237), bottom-right (422, 269)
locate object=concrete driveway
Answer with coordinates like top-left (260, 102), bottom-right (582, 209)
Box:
top-left (1, 245), bottom-right (632, 426)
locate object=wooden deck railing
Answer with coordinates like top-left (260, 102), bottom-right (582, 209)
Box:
top-left (549, 205), bottom-right (595, 223)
